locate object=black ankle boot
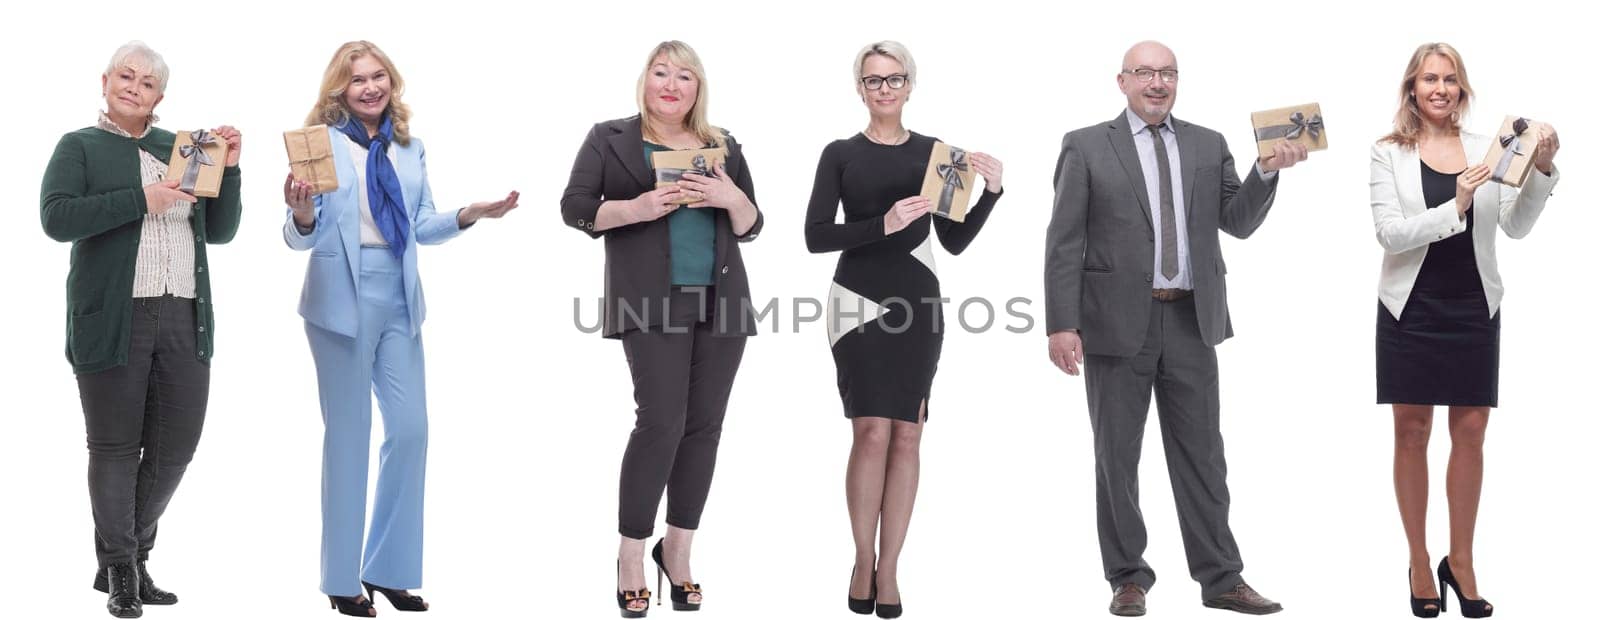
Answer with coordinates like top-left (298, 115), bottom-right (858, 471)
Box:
top-left (104, 563), bottom-right (142, 618)
top-left (95, 561), bottom-right (178, 605)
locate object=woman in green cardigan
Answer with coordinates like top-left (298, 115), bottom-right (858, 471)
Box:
top-left (39, 41), bottom-right (242, 620)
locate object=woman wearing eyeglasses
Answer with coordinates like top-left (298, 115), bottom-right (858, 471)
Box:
top-left (1370, 42), bottom-right (1559, 618)
top-left (804, 40), bottom-right (1002, 619)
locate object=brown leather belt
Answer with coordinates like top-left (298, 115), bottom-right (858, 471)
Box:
top-left (1152, 288), bottom-right (1193, 302)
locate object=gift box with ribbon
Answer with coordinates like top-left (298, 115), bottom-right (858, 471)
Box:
top-left (920, 141), bottom-right (976, 222)
top-left (1481, 116), bottom-right (1540, 188)
top-left (283, 124), bottom-right (340, 195)
top-left (1249, 103), bottom-right (1327, 160)
top-left (163, 129), bottom-right (226, 198)
top-left (652, 146), bottom-right (728, 205)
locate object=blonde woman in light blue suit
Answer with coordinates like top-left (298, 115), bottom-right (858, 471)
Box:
top-left (282, 40), bottom-right (518, 617)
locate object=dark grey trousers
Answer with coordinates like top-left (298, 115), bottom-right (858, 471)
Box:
top-left (1084, 296), bottom-right (1244, 601)
top-left (617, 287), bottom-right (746, 540)
top-left (76, 295), bottom-right (209, 569)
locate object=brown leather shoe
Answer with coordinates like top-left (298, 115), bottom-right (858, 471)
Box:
top-left (1109, 583), bottom-right (1147, 616)
top-left (1203, 582), bottom-right (1283, 615)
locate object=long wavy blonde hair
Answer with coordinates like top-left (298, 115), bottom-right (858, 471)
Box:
top-left (305, 41), bottom-right (413, 146)
top-left (1381, 42), bottom-right (1474, 149)
top-left (636, 41), bottom-right (724, 146)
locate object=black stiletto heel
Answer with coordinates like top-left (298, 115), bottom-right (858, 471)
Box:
top-left (617, 559), bottom-right (651, 618)
top-left (1410, 568), bottom-right (1442, 617)
top-left (651, 539), bottom-right (702, 611)
top-left (1437, 557), bottom-right (1493, 618)
top-left (328, 595), bottom-right (375, 617)
top-left (848, 567), bottom-right (875, 615)
top-left (362, 581), bottom-right (428, 612)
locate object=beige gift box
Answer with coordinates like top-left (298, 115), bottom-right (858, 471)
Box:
top-left (652, 147), bottom-right (728, 205)
top-left (1250, 103), bottom-right (1327, 160)
top-left (1481, 116), bottom-right (1541, 188)
top-left (920, 141), bottom-right (976, 222)
top-left (283, 125), bottom-right (340, 195)
top-left (163, 129), bottom-right (226, 198)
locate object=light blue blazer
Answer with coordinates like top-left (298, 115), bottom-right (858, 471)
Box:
top-left (284, 126), bottom-right (464, 338)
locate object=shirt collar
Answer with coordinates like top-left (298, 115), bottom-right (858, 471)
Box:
top-left (97, 110), bottom-right (157, 139)
top-left (1125, 108), bottom-right (1173, 136)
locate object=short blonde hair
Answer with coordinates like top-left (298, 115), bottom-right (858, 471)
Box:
top-left (636, 41), bottom-right (724, 146)
top-left (853, 41), bottom-right (916, 88)
top-left (1382, 42), bottom-right (1475, 149)
top-left (304, 41), bottom-right (413, 146)
top-left (105, 41), bottom-right (170, 94)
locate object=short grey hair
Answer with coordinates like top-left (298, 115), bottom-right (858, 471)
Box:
top-left (853, 40), bottom-right (916, 87)
top-left (104, 41), bottom-right (170, 94)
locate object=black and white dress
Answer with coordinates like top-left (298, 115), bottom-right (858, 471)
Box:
top-left (804, 132), bottom-right (1001, 422)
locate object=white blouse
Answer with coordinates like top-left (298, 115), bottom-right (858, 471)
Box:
top-left (97, 112), bottom-right (196, 299)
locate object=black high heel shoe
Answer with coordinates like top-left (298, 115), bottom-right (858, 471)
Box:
top-left (328, 595), bottom-right (376, 617)
top-left (1437, 557), bottom-right (1494, 618)
top-left (874, 571), bottom-right (902, 619)
top-left (848, 567), bottom-right (876, 615)
top-left (650, 539), bottom-right (703, 611)
top-left (363, 581), bottom-right (428, 612)
top-left (618, 559), bottom-right (652, 618)
top-left (1409, 568), bottom-right (1442, 618)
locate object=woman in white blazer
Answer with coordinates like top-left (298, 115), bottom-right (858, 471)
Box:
top-left (1369, 42), bottom-right (1560, 619)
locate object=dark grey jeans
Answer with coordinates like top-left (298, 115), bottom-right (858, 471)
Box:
top-left (76, 295), bottom-right (209, 569)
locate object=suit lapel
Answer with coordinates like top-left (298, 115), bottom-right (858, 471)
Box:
top-left (330, 127), bottom-right (361, 286)
top-left (1106, 114), bottom-right (1154, 231)
top-left (607, 117), bottom-right (653, 189)
top-left (1395, 144), bottom-right (1425, 216)
top-left (1175, 117), bottom-right (1199, 219)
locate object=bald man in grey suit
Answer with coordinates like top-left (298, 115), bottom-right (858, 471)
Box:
top-left (1044, 41), bottom-right (1308, 616)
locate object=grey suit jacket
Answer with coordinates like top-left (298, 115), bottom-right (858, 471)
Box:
top-left (1045, 112), bottom-right (1279, 358)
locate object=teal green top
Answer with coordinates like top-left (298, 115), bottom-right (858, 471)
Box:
top-left (644, 141), bottom-right (715, 286)
top-left (41, 126), bottom-right (243, 374)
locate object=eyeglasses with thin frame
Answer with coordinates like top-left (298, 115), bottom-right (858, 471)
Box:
top-left (860, 74), bottom-right (909, 90)
top-left (1121, 68), bottom-right (1179, 84)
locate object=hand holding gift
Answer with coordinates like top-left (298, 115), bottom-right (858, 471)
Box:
top-left (212, 125), bottom-right (242, 167)
top-left (678, 162), bottom-right (749, 210)
top-left (1532, 122), bottom-right (1560, 175)
top-left (969, 152), bottom-right (1003, 193)
top-left (283, 173), bottom-right (316, 229)
top-left (1251, 103), bottom-right (1324, 171)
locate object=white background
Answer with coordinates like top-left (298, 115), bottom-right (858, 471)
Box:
top-left (2, 1), bottom-right (1595, 618)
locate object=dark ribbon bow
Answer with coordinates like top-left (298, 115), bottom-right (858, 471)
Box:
top-left (177, 129), bottom-right (217, 195)
top-left (1282, 111), bottom-right (1324, 140)
top-left (935, 147), bottom-right (968, 216)
top-left (1491, 118), bottom-right (1531, 184)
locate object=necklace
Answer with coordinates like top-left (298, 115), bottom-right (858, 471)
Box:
top-left (863, 126), bottom-right (908, 146)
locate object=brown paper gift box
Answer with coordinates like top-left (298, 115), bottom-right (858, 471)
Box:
top-left (163, 129), bottom-right (227, 198)
top-left (920, 141), bottom-right (976, 222)
top-left (652, 147), bottom-right (728, 205)
top-left (1481, 116), bottom-right (1541, 188)
top-left (283, 125), bottom-right (340, 195)
top-left (1250, 103), bottom-right (1327, 160)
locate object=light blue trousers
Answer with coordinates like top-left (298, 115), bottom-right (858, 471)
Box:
top-left (306, 247), bottom-right (428, 597)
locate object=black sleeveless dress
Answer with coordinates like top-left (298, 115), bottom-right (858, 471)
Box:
top-left (1376, 161), bottom-right (1500, 407)
top-left (804, 132), bottom-right (1001, 421)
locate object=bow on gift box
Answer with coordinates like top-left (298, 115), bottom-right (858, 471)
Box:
top-left (1491, 117), bottom-right (1531, 184)
top-left (177, 129), bottom-right (217, 195)
top-left (935, 147), bottom-right (968, 216)
top-left (1254, 111), bottom-right (1324, 143)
